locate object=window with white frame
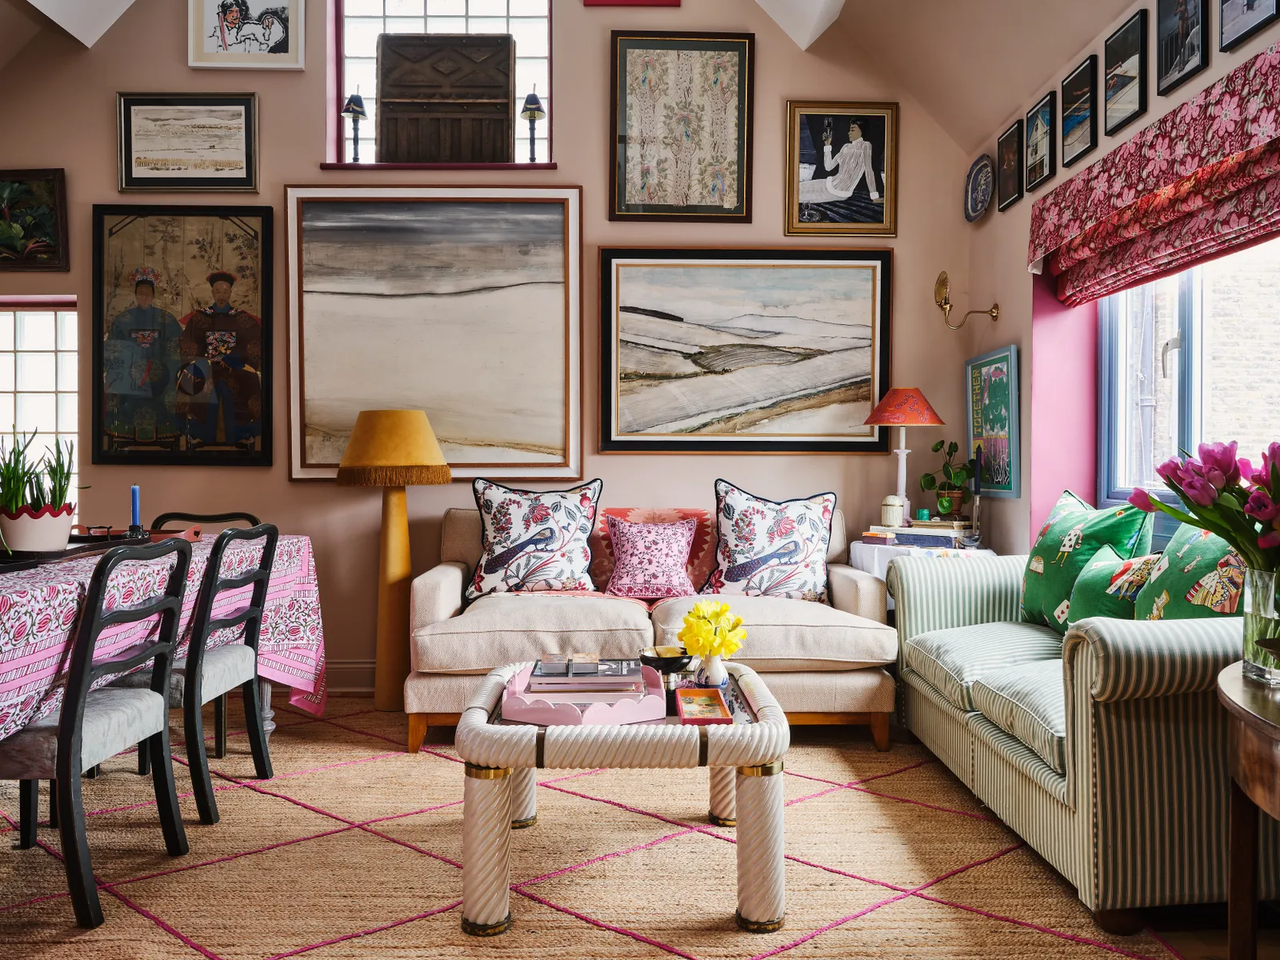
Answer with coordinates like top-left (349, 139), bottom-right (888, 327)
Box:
top-left (1098, 234), bottom-right (1280, 518)
top-left (340, 0), bottom-right (551, 163)
top-left (0, 307), bottom-right (79, 498)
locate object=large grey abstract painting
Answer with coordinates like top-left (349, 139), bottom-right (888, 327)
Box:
top-left (600, 248), bottom-right (892, 453)
top-left (287, 186), bottom-right (582, 480)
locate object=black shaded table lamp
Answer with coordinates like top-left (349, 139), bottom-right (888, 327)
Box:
top-left (341, 91), bottom-right (369, 163)
top-left (520, 86), bottom-right (546, 164)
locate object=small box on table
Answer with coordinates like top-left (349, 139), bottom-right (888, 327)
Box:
top-left (675, 688), bottom-right (732, 725)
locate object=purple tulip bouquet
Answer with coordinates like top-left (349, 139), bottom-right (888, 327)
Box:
top-left (1129, 441), bottom-right (1280, 680)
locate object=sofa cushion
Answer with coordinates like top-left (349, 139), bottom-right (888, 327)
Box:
top-left (589, 508), bottom-right (717, 592)
top-left (651, 594), bottom-right (896, 671)
top-left (903, 621), bottom-right (1062, 711)
top-left (412, 593), bottom-right (654, 674)
top-left (604, 515), bottom-right (698, 599)
top-left (1068, 546), bottom-right (1161, 624)
top-left (1134, 523), bottom-right (1245, 621)
top-left (970, 659), bottom-right (1067, 774)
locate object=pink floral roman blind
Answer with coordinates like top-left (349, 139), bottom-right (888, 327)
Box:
top-left (1028, 40), bottom-right (1280, 307)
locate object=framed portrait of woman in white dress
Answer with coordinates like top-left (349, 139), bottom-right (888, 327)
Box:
top-left (785, 101), bottom-right (898, 237)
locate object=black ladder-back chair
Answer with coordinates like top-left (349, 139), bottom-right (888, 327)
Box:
top-left (151, 511), bottom-right (261, 531)
top-left (136, 524), bottom-right (279, 825)
top-left (2, 539), bottom-right (193, 928)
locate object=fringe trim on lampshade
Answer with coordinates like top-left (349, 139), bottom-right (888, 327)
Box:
top-left (336, 463), bottom-right (453, 487)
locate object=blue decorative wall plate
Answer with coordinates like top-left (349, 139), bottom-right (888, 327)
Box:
top-left (965, 154), bottom-right (995, 223)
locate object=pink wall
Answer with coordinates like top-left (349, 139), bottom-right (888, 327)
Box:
top-left (0, 0), bottom-right (972, 688)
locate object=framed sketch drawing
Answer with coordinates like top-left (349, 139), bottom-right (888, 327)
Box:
top-left (189, 0), bottom-right (304, 69)
top-left (286, 185), bottom-right (583, 481)
top-left (118, 93), bottom-right (259, 192)
top-left (785, 101), bottom-right (898, 237)
top-left (609, 31), bottom-right (754, 222)
top-left (0, 169), bottom-right (68, 271)
top-left (92, 204), bottom-right (273, 466)
top-left (966, 345), bottom-right (1020, 499)
top-left (599, 247), bottom-right (892, 454)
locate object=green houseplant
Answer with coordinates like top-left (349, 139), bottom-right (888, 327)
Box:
top-left (0, 430), bottom-right (78, 552)
top-left (920, 440), bottom-right (977, 518)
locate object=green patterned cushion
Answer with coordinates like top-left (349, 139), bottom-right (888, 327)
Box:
top-left (1134, 523), bottom-right (1245, 621)
top-left (1022, 491), bottom-right (1153, 634)
top-left (1068, 546), bottom-right (1161, 624)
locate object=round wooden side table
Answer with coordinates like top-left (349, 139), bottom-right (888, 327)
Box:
top-left (1217, 660), bottom-right (1280, 960)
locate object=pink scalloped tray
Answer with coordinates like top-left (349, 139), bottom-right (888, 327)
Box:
top-left (502, 664), bottom-right (666, 726)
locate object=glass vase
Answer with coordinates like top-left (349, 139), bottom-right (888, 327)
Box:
top-left (693, 654), bottom-right (728, 690)
top-left (1242, 568), bottom-right (1280, 684)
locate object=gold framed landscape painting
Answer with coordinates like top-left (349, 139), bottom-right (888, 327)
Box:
top-left (785, 101), bottom-right (898, 237)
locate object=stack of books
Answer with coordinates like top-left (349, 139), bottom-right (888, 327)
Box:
top-left (864, 521), bottom-right (976, 548)
top-left (525, 656), bottom-right (646, 704)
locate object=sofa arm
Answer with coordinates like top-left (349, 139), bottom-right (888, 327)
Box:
top-left (410, 561), bottom-right (467, 632)
top-left (887, 555), bottom-right (1028, 655)
top-left (1063, 616), bottom-right (1244, 703)
top-left (828, 563), bottom-right (887, 624)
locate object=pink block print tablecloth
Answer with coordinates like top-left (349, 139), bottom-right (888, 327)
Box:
top-left (0, 534), bottom-right (327, 742)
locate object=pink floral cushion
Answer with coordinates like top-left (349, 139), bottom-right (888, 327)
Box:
top-left (604, 516), bottom-right (698, 599)
top-left (588, 508), bottom-right (717, 591)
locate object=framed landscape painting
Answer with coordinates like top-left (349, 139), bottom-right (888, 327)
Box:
top-left (117, 93), bottom-right (258, 192)
top-left (599, 248), bottom-right (892, 454)
top-left (785, 100), bottom-right (899, 237)
top-left (0, 169), bottom-right (68, 271)
top-left (286, 185), bottom-right (583, 481)
top-left (966, 345), bottom-right (1020, 499)
top-left (609, 31), bottom-right (754, 222)
top-left (92, 204), bottom-right (273, 466)
top-left (189, 0), bottom-right (304, 69)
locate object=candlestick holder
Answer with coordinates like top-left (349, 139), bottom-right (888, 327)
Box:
top-left (128, 524), bottom-right (145, 540)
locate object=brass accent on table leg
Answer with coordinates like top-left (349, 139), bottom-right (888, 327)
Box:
top-left (708, 811), bottom-right (737, 828)
top-left (511, 814), bottom-right (537, 829)
top-left (461, 914), bottom-right (512, 937)
top-left (737, 759), bottom-right (784, 778)
top-left (464, 763), bottom-right (512, 780)
top-left (736, 910), bottom-right (785, 933)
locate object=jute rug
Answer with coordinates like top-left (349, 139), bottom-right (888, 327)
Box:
top-left (0, 695), bottom-right (1269, 959)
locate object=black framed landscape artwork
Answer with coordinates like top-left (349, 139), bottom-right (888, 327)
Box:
top-left (599, 248), bottom-right (892, 454)
top-left (997, 120), bottom-right (1024, 212)
top-left (1061, 55), bottom-right (1098, 168)
top-left (1025, 92), bottom-right (1056, 192)
top-left (609, 31), bottom-right (754, 223)
top-left (1105, 10), bottom-right (1148, 135)
top-left (1221, 0), bottom-right (1278, 49)
top-left (117, 93), bottom-right (259, 192)
top-left (784, 101), bottom-right (899, 237)
top-left (1157, 0), bottom-right (1210, 94)
top-left (92, 204), bottom-right (273, 466)
top-left (0, 169), bottom-right (69, 271)
top-left (286, 185), bottom-right (583, 481)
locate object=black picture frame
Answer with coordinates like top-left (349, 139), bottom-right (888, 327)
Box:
top-left (599, 247), bottom-right (892, 454)
top-left (0, 168), bottom-right (69, 271)
top-left (997, 120), bottom-right (1024, 212)
top-left (92, 204), bottom-right (273, 466)
top-left (1062, 55), bottom-right (1098, 168)
top-left (1025, 92), bottom-right (1057, 192)
top-left (1158, 0), bottom-right (1210, 95)
top-left (609, 31), bottom-right (754, 223)
top-left (1220, 0), bottom-right (1279, 50)
top-left (1105, 10), bottom-right (1149, 136)
top-left (117, 93), bottom-right (259, 192)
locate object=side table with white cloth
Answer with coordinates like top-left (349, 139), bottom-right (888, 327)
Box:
top-left (848, 543), bottom-right (997, 612)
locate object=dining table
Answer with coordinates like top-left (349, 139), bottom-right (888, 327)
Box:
top-left (0, 533), bottom-right (327, 744)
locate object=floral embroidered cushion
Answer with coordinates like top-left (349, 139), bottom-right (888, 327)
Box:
top-left (1068, 545), bottom-right (1162, 624)
top-left (588, 507), bottom-right (717, 592)
top-left (1022, 490), bottom-right (1153, 634)
top-left (604, 516), bottom-right (698, 600)
top-left (1133, 523), bottom-right (1245, 621)
top-left (702, 479), bottom-right (836, 603)
top-left (466, 478), bottom-right (603, 601)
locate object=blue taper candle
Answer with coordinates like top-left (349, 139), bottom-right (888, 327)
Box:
top-left (131, 485), bottom-right (140, 528)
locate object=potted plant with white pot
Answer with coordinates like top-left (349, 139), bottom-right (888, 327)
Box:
top-left (0, 431), bottom-right (78, 553)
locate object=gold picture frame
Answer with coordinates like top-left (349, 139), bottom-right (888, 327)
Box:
top-left (785, 100), bottom-right (898, 237)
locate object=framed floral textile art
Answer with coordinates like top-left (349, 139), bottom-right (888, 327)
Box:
top-left (965, 345), bottom-right (1020, 499)
top-left (92, 204), bottom-right (273, 466)
top-left (0, 169), bottom-right (68, 272)
top-left (609, 31), bottom-right (754, 222)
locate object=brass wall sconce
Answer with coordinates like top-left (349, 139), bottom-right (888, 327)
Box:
top-left (935, 271), bottom-right (999, 331)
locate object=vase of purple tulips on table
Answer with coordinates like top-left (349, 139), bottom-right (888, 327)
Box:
top-left (1130, 442), bottom-right (1280, 684)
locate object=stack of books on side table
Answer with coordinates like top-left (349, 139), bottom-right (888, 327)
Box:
top-left (524, 656), bottom-right (646, 705)
top-left (862, 519), bottom-right (976, 548)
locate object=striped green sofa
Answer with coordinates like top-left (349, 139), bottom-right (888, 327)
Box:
top-left (886, 553), bottom-right (1277, 932)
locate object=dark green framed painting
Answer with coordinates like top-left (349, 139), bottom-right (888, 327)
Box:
top-left (0, 169), bottom-right (69, 271)
top-left (966, 345), bottom-right (1020, 499)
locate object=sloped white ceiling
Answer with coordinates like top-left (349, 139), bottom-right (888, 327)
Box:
top-left (25, 0), bottom-right (138, 48)
top-left (754, 0), bottom-right (845, 50)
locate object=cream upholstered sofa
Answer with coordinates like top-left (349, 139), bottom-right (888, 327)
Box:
top-left (405, 507), bottom-right (897, 751)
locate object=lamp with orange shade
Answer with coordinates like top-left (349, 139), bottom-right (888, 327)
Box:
top-left (863, 388), bottom-right (945, 512)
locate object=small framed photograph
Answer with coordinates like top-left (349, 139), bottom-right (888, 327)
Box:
top-left (189, 0), bottom-right (304, 69)
top-left (118, 93), bottom-right (258, 192)
top-left (1025, 92), bottom-right (1056, 192)
top-left (1158, 0), bottom-right (1210, 94)
top-left (997, 119), bottom-right (1024, 212)
top-left (1061, 55), bottom-right (1098, 168)
top-left (675, 687), bottom-right (732, 725)
top-left (785, 100), bottom-right (899, 237)
top-left (0, 169), bottom-right (69, 272)
top-left (1105, 10), bottom-right (1148, 136)
top-left (1221, 0), bottom-right (1278, 50)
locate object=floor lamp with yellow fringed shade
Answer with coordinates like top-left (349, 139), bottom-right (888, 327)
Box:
top-left (337, 410), bottom-right (452, 711)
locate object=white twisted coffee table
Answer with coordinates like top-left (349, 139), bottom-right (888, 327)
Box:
top-left (454, 660), bottom-right (790, 936)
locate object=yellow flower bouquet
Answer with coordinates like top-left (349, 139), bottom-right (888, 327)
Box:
top-left (678, 600), bottom-right (746, 660)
